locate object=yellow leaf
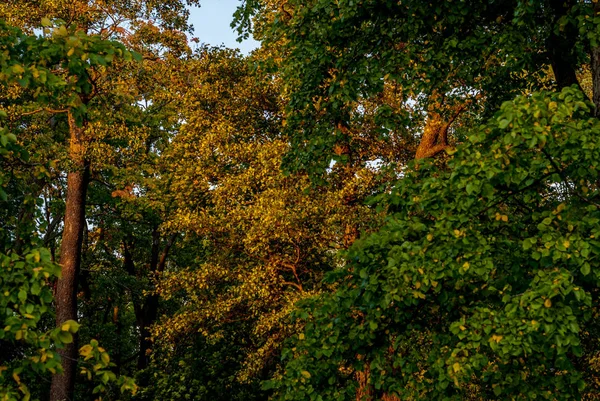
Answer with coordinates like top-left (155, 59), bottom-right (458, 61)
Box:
top-left (563, 240), bottom-right (570, 248)
top-left (452, 362), bottom-right (460, 372)
top-left (80, 344), bottom-right (93, 358)
top-left (491, 334), bottom-right (503, 343)
top-left (463, 262), bottom-right (470, 270)
top-left (56, 25), bottom-right (68, 37)
top-left (426, 233), bottom-right (433, 241)
top-left (61, 322), bottom-right (70, 332)
top-left (501, 215), bottom-right (508, 222)
top-left (298, 333), bottom-right (305, 340)
top-left (11, 64), bottom-right (25, 74)
top-left (301, 370), bottom-right (311, 379)
top-left (67, 47), bottom-right (75, 57)
top-left (544, 298), bottom-right (552, 308)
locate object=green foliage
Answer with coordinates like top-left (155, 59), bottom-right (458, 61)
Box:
top-left (137, 332), bottom-right (266, 401)
top-left (0, 247), bottom-right (137, 401)
top-left (79, 339), bottom-right (138, 398)
top-left (238, 0), bottom-right (599, 175)
top-left (5, 2), bottom-right (600, 400)
top-left (0, 248), bottom-right (67, 401)
top-left (0, 19), bottom-right (138, 125)
top-left (271, 86), bottom-right (600, 400)
top-left (0, 113), bottom-right (18, 202)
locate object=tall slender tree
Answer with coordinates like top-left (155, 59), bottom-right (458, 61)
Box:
top-left (1, 2), bottom-right (201, 398)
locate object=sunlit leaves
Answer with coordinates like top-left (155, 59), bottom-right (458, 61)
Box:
top-left (147, 47), bottom-right (382, 399)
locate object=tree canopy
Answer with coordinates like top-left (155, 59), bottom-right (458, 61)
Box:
top-left (2, 1), bottom-right (600, 401)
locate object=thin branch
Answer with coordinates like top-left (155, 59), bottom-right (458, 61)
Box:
top-left (20, 108), bottom-right (69, 116)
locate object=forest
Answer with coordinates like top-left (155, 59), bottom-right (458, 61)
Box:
top-left (1, 0), bottom-right (600, 400)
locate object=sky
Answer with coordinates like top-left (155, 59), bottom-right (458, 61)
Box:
top-left (187, 0), bottom-right (260, 54)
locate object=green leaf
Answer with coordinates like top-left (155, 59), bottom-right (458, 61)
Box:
top-left (581, 263), bottom-right (591, 276)
top-left (57, 330), bottom-right (73, 344)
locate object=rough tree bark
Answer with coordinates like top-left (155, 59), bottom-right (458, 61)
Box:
top-left (50, 113), bottom-right (89, 401)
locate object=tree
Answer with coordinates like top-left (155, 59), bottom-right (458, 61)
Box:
top-left (227, 0), bottom-right (600, 399)
top-left (18, 24), bottom-right (137, 401)
top-left (1, 2), bottom-right (201, 398)
top-left (0, 26), bottom-right (136, 400)
top-left (270, 86), bottom-right (600, 400)
top-left (135, 44), bottom-right (399, 399)
top-left (237, 0), bottom-right (600, 173)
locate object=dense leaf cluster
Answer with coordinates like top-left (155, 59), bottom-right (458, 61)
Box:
top-left (272, 87), bottom-right (600, 400)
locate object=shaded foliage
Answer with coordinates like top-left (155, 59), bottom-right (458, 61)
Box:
top-left (271, 87), bottom-right (600, 400)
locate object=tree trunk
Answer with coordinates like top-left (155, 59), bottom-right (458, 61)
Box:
top-left (547, 0), bottom-right (581, 90)
top-left (131, 231), bottom-right (177, 370)
top-left (13, 206), bottom-right (33, 255)
top-left (415, 113), bottom-right (447, 160)
top-left (50, 113), bottom-right (89, 401)
top-left (416, 94), bottom-right (466, 160)
top-left (592, 2), bottom-right (600, 115)
top-left (137, 296), bottom-right (159, 370)
top-left (356, 364), bottom-right (373, 401)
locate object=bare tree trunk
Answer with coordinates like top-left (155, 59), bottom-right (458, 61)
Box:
top-left (416, 93), bottom-right (466, 160)
top-left (50, 113), bottom-right (89, 401)
top-left (415, 113), bottom-right (448, 160)
top-left (356, 363), bottom-right (373, 401)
